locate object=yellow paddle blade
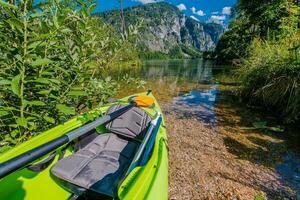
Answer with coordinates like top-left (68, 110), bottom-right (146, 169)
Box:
top-left (133, 96), bottom-right (155, 107)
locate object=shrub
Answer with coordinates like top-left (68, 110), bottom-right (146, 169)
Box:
top-left (239, 32), bottom-right (300, 122)
top-left (0, 0), bottom-right (138, 148)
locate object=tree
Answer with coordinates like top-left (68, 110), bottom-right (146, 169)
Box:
top-left (216, 0), bottom-right (299, 62)
top-left (118, 0), bottom-right (126, 37)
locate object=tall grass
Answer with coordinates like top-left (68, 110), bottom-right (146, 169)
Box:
top-left (239, 32), bottom-right (300, 122)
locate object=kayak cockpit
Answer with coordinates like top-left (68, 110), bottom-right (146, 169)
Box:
top-left (51, 104), bottom-right (151, 199)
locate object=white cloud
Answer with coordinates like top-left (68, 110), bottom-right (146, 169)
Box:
top-left (191, 6), bottom-right (205, 16)
top-left (222, 7), bottom-right (232, 15)
top-left (177, 3), bottom-right (187, 11)
top-left (190, 15), bottom-right (200, 22)
top-left (211, 11), bottom-right (219, 15)
top-left (191, 6), bottom-right (196, 14)
top-left (208, 15), bottom-right (226, 25)
top-left (134, 0), bottom-right (160, 4)
top-left (195, 10), bottom-right (205, 16)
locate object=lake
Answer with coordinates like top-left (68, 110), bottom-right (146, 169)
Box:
top-left (115, 59), bottom-right (300, 198)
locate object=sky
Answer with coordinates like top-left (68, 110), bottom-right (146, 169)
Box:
top-left (95, 0), bottom-right (237, 26)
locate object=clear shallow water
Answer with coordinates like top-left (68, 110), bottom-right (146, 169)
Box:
top-left (138, 59), bottom-right (224, 126)
top-left (117, 59), bottom-right (300, 196)
top-left (173, 88), bottom-right (218, 126)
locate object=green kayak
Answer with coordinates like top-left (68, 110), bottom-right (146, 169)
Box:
top-left (0, 92), bottom-right (168, 200)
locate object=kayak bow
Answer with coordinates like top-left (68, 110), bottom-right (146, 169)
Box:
top-left (0, 92), bottom-right (168, 200)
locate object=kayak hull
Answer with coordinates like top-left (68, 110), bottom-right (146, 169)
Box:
top-left (0, 92), bottom-right (168, 200)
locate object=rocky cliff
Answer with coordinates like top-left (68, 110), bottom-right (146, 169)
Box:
top-left (98, 2), bottom-right (224, 58)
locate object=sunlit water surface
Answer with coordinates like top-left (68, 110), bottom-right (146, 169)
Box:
top-left (114, 59), bottom-right (300, 196)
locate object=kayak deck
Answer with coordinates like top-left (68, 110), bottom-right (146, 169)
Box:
top-left (0, 92), bottom-right (168, 200)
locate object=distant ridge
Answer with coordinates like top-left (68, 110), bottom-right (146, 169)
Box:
top-left (97, 2), bottom-right (224, 59)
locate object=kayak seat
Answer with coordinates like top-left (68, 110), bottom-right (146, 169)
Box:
top-left (105, 104), bottom-right (152, 142)
top-left (51, 133), bottom-right (139, 198)
top-left (51, 104), bottom-right (151, 198)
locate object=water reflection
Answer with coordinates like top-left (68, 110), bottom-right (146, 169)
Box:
top-left (117, 59), bottom-right (300, 196)
top-left (115, 59), bottom-right (221, 103)
top-left (139, 59), bottom-right (219, 126)
top-left (276, 153), bottom-right (300, 197)
top-left (140, 59), bottom-right (216, 83)
top-left (173, 88), bottom-right (218, 126)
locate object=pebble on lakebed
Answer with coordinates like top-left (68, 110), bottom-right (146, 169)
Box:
top-left (163, 103), bottom-right (296, 200)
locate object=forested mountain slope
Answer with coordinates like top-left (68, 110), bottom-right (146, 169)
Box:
top-left (98, 2), bottom-right (224, 59)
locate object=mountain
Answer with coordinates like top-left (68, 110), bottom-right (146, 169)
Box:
top-left (97, 2), bottom-right (224, 59)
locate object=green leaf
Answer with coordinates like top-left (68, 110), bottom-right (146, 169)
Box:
top-left (16, 117), bottom-right (28, 127)
top-left (105, 76), bottom-right (112, 82)
top-left (30, 78), bottom-right (50, 84)
top-left (40, 71), bottom-right (53, 76)
top-left (11, 74), bottom-right (21, 97)
top-left (61, 28), bottom-right (72, 34)
top-left (8, 124), bottom-right (18, 128)
top-left (252, 121), bottom-right (267, 129)
top-left (43, 116), bottom-right (55, 124)
top-left (0, 79), bottom-right (11, 85)
top-left (82, 61), bottom-right (97, 69)
top-left (67, 90), bottom-right (87, 96)
top-left (6, 18), bottom-right (24, 30)
top-left (49, 94), bottom-right (59, 99)
top-left (56, 104), bottom-right (75, 115)
top-left (5, 133), bottom-right (17, 144)
top-left (0, 1), bottom-right (18, 10)
top-left (255, 195), bottom-right (266, 200)
top-left (31, 58), bottom-right (53, 67)
top-left (96, 125), bottom-right (106, 133)
top-left (26, 117), bottom-right (37, 121)
top-left (88, 3), bottom-right (97, 13)
top-left (28, 122), bottom-right (37, 131)
top-left (10, 129), bottom-right (19, 138)
top-left (30, 12), bottom-right (45, 18)
top-left (268, 127), bottom-right (284, 133)
top-left (2, 106), bottom-right (18, 111)
top-left (15, 54), bottom-right (22, 61)
top-left (37, 90), bottom-right (51, 95)
top-left (26, 100), bottom-right (46, 106)
top-left (49, 79), bottom-right (61, 84)
top-left (0, 110), bottom-right (9, 117)
top-left (28, 41), bottom-right (45, 50)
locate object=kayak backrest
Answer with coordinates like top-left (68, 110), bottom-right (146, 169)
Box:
top-left (105, 104), bottom-right (151, 142)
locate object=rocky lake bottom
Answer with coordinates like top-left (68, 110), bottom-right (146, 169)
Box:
top-left (116, 59), bottom-right (300, 199)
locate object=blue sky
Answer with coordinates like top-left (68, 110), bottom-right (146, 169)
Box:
top-left (95, 0), bottom-right (236, 25)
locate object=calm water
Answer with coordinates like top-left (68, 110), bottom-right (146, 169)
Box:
top-left (125, 59), bottom-right (226, 82)
top-left (116, 59), bottom-right (300, 197)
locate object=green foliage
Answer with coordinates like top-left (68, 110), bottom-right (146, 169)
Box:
top-left (139, 51), bottom-right (170, 60)
top-left (216, 0), bottom-right (300, 122)
top-left (138, 45), bottom-right (203, 60)
top-left (0, 0), bottom-right (138, 147)
top-left (215, 17), bottom-right (254, 62)
top-left (254, 195), bottom-right (266, 200)
top-left (239, 32), bottom-right (300, 122)
top-left (216, 0), bottom-right (299, 62)
top-left (252, 121), bottom-right (284, 132)
top-left (180, 45), bottom-right (202, 59)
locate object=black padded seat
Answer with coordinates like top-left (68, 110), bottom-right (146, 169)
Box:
top-left (51, 105), bottom-right (151, 197)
